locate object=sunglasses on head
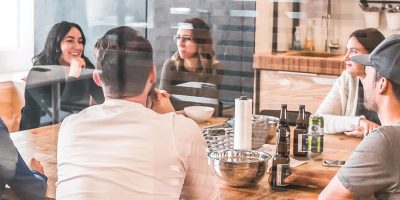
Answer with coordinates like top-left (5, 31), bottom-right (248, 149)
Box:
top-left (173, 35), bottom-right (193, 43)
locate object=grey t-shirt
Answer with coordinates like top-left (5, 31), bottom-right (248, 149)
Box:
top-left (337, 125), bottom-right (400, 200)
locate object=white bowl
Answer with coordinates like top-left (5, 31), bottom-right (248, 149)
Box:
top-left (184, 106), bottom-right (214, 123)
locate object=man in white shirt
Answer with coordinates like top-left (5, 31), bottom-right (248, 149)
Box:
top-left (56, 26), bottom-right (219, 200)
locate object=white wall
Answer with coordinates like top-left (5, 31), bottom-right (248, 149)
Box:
top-left (0, 0), bottom-right (34, 74)
top-left (256, 0), bottom-right (400, 54)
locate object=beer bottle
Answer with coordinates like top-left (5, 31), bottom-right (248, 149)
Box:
top-left (276, 104), bottom-right (290, 155)
top-left (271, 122), bottom-right (291, 189)
top-left (293, 105), bottom-right (308, 157)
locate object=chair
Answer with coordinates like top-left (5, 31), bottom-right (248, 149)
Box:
top-left (259, 109), bottom-right (311, 126)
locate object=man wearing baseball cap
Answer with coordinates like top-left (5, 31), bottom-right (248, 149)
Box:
top-left (280, 35), bottom-right (400, 199)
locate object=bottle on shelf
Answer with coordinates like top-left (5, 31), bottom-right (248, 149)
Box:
top-left (293, 105), bottom-right (308, 157)
top-left (304, 21), bottom-right (315, 51)
top-left (292, 26), bottom-right (302, 51)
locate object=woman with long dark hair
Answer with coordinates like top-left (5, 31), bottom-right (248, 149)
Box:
top-left (159, 18), bottom-right (223, 112)
top-left (19, 21), bottom-right (104, 130)
top-left (317, 28), bottom-right (385, 137)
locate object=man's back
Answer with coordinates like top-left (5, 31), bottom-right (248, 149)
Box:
top-left (56, 99), bottom-right (218, 200)
top-left (337, 125), bottom-right (400, 199)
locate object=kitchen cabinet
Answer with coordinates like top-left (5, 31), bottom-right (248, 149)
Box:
top-left (254, 70), bottom-right (337, 114)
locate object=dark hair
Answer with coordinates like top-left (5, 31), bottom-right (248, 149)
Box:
top-left (94, 26), bottom-right (153, 98)
top-left (172, 18), bottom-right (216, 74)
top-left (374, 71), bottom-right (400, 101)
top-left (33, 21), bottom-right (89, 65)
top-left (350, 28), bottom-right (385, 53)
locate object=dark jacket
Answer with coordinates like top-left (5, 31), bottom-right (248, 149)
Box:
top-left (19, 58), bottom-right (104, 130)
top-left (0, 118), bottom-right (47, 200)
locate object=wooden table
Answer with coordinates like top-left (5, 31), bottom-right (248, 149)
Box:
top-left (11, 124), bottom-right (59, 199)
top-left (10, 118), bottom-right (362, 199)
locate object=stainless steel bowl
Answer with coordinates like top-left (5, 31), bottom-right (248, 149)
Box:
top-left (208, 149), bottom-right (271, 188)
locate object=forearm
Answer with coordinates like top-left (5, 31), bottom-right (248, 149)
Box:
top-left (322, 114), bottom-right (361, 134)
top-left (9, 154), bottom-right (47, 200)
top-left (319, 176), bottom-right (355, 200)
top-left (285, 169), bottom-right (336, 188)
top-left (302, 171), bottom-right (335, 188)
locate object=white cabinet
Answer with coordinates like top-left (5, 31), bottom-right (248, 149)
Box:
top-left (255, 70), bottom-right (337, 113)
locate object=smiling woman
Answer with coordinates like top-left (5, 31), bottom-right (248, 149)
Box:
top-left (316, 28), bottom-right (385, 137)
top-left (19, 21), bottom-right (105, 131)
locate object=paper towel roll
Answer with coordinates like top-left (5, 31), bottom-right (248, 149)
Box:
top-left (234, 96), bottom-right (252, 150)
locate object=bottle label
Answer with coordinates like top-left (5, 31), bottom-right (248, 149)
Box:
top-left (297, 134), bottom-right (308, 152)
top-left (276, 164), bottom-right (290, 186)
top-left (307, 134), bottom-right (324, 153)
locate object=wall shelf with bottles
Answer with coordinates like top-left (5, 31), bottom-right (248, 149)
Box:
top-left (271, 1), bottom-right (300, 52)
top-left (360, 0), bottom-right (400, 5)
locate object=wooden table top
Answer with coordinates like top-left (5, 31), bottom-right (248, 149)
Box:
top-left (10, 117), bottom-right (362, 200)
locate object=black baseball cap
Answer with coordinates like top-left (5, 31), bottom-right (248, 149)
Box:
top-left (351, 34), bottom-right (400, 84)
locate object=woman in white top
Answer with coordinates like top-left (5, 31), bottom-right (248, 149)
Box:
top-left (316, 28), bottom-right (384, 137)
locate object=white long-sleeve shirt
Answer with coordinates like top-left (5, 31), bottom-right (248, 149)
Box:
top-left (316, 71), bottom-right (362, 133)
top-left (57, 99), bottom-right (219, 200)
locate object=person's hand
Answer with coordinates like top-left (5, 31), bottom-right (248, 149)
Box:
top-left (29, 158), bottom-right (44, 174)
top-left (150, 89), bottom-right (175, 114)
top-left (268, 167), bottom-right (334, 188)
top-left (345, 118), bottom-right (379, 137)
top-left (69, 57), bottom-right (86, 78)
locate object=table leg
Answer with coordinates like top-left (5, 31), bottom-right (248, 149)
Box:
top-left (51, 83), bottom-right (60, 124)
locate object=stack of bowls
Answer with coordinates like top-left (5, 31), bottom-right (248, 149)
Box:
top-left (203, 127), bottom-right (233, 152)
top-left (252, 115), bottom-right (278, 149)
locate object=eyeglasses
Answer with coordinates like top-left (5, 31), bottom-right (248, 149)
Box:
top-left (173, 35), bottom-right (193, 43)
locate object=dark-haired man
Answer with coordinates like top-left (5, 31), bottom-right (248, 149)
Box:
top-left (281, 35), bottom-right (400, 199)
top-left (56, 26), bottom-right (219, 200)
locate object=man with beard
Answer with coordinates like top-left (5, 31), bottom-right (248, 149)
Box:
top-left (276, 35), bottom-right (400, 200)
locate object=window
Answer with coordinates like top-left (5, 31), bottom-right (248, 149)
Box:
top-left (0, 1), bottom-right (19, 50)
top-left (0, 0), bottom-right (34, 74)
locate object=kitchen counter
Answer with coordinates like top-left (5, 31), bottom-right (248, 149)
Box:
top-left (253, 52), bottom-right (343, 113)
top-left (253, 51), bottom-right (344, 76)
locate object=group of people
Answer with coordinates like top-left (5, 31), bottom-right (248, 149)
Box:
top-left (19, 18), bottom-right (222, 132)
top-left (2, 18), bottom-right (221, 200)
top-left (1, 17), bottom-right (400, 199)
top-left (283, 33), bottom-right (400, 200)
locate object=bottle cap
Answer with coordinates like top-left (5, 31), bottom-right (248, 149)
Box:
top-left (239, 96), bottom-right (248, 100)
